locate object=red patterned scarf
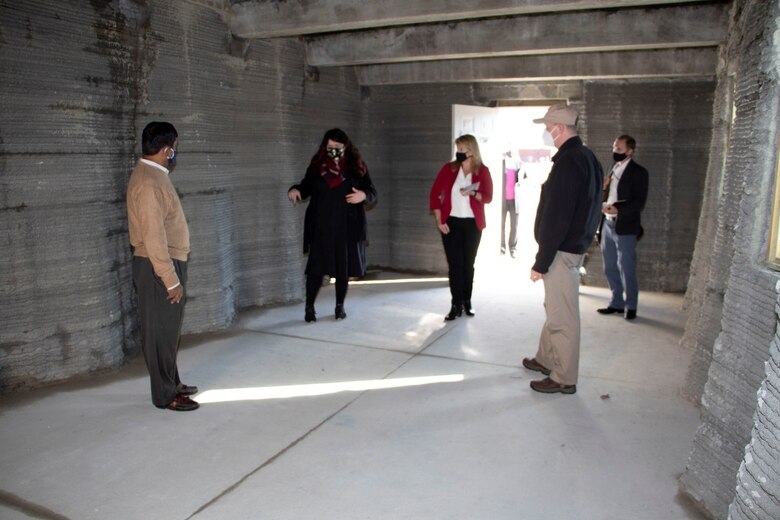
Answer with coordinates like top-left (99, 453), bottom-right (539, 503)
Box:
top-left (320, 158), bottom-right (344, 188)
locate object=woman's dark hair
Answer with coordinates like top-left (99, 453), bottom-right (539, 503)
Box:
top-left (142, 122), bottom-right (178, 156)
top-left (308, 128), bottom-right (367, 176)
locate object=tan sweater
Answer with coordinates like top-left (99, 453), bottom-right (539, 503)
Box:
top-left (126, 159), bottom-right (190, 289)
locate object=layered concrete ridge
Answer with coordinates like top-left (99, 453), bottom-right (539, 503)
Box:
top-left (231, 0), bottom-right (721, 39)
top-left (358, 48), bottom-right (719, 86)
top-left (230, 0), bottom-right (729, 85)
top-left (303, 4), bottom-right (728, 66)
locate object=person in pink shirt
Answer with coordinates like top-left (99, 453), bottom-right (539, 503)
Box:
top-left (500, 150), bottom-right (520, 257)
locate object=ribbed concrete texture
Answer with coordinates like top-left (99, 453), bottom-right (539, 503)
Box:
top-left (581, 79), bottom-right (716, 293)
top-left (367, 83), bottom-right (467, 273)
top-left (679, 1), bottom-right (780, 518)
top-left (729, 281), bottom-right (780, 519)
top-left (0, 1), bottom-right (372, 391)
top-left (678, 41), bottom-right (734, 405)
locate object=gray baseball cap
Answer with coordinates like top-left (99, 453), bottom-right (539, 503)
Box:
top-left (533, 104), bottom-right (579, 125)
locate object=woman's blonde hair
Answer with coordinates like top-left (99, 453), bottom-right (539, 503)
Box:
top-left (454, 134), bottom-right (483, 170)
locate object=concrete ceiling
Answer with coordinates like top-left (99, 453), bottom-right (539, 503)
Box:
top-left (228, 0), bottom-right (731, 85)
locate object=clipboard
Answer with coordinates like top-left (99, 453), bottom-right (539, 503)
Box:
top-left (461, 181), bottom-right (480, 195)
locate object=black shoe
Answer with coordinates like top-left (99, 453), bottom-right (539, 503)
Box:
top-left (335, 304), bottom-right (347, 320)
top-left (597, 306), bottom-right (624, 315)
top-left (305, 305), bottom-right (316, 323)
top-left (444, 305), bottom-right (463, 321)
top-left (625, 309), bottom-right (637, 320)
top-left (463, 301), bottom-right (475, 317)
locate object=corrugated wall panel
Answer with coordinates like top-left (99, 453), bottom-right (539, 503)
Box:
top-left (0, 0), bottom-right (367, 390)
top-left (680, 1), bottom-right (780, 518)
top-left (581, 79), bottom-right (715, 292)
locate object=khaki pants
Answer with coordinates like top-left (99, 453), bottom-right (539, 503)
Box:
top-left (534, 251), bottom-right (583, 386)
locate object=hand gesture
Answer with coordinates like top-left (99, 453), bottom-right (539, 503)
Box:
top-left (346, 187), bottom-right (366, 204)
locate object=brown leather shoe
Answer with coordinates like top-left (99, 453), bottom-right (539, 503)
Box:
top-left (530, 377), bottom-right (576, 395)
top-left (176, 383), bottom-right (198, 396)
top-left (159, 394), bottom-right (200, 411)
top-left (522, 357), bottom-right (551, 376)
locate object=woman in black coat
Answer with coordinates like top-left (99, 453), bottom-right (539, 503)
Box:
top-left (288, 128), bottom-right (377, 322)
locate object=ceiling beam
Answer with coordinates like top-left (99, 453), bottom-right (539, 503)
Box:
top-left (230, 0), bottom-right (722, 39)
top-left (304, 3), bottom-right (728, 67)
top-left (357, 48), bottom-right (719, 85)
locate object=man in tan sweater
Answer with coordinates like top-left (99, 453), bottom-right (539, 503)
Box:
top-left (127, 121), bottom-right (199, 411)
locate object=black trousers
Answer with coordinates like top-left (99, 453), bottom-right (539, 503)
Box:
top-left (500, 198), bottom-right (518, 252)
top-left (132, 256), bottom-right (187, 407)
top-left (441, 217), bottom-right (482, 305)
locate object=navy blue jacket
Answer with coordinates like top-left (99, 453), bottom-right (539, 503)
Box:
top-left (533, 136), bottom-right (604, 273)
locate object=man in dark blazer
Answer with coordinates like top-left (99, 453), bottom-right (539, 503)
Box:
top-left (597, 135), bottom-right (649, 320)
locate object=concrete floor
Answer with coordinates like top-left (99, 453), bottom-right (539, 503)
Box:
top-left (0, 256), bottom-right (708, 520)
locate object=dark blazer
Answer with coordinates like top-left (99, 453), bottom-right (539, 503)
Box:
top-left (601, 159), bottom-right (649, 236)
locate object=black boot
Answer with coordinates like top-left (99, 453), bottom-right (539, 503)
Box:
top-left (444, 304), bottom-right (463, 321)
top-left (463, 301), bottom-right (475, 317)
top-left (335, 304), bottom-right (347, 320)
top-left (305, 305), bottom-right (317, 323)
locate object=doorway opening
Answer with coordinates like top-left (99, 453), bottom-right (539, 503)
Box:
top-left (451, 103), bottom-right (555, 274)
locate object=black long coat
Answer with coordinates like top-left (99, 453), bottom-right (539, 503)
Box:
top-left (290, 163), bottom-right (377, 279)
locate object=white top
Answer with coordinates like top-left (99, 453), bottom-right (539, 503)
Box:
top-left (139, 158), bottom-right (169, 175)
top-left (449, 167), bottom-right (475, 219)
top-left (605, 159), bottom-right (630, 220)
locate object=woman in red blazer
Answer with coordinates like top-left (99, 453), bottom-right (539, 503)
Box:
top-left (429, 134), bottom-right (493, 320)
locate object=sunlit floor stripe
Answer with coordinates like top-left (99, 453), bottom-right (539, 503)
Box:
top-left (345, 277), bottom-right (448, 285)
top-left (196, 374), bottom-right (465, 403)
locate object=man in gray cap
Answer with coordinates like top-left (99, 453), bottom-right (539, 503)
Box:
top-left (522, 104), bottom-right (603, 394)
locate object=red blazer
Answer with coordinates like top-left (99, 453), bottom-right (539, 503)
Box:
top-left (429, 162), bottom-right (493, 230)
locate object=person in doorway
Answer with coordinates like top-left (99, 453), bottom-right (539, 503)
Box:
top-left (429, 134), bottom-right (493, 321)
top-left (127, 121), bottom-right (199, 411)
top-left (500, 150), bottom-right (520, 257)
top-left (597, 134), bottom-right (649, 320)
top-left (288, 128), bottom-right (377, 323)
top-left (523, 105), bottom-right (603, 395)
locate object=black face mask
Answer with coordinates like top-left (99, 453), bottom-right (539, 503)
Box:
top-left (613, 152), bottom-right (628, 162)
top-left (327, 147), bottom-right (344, 159)
top-left (455, 152), bottom-right (468, 162)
